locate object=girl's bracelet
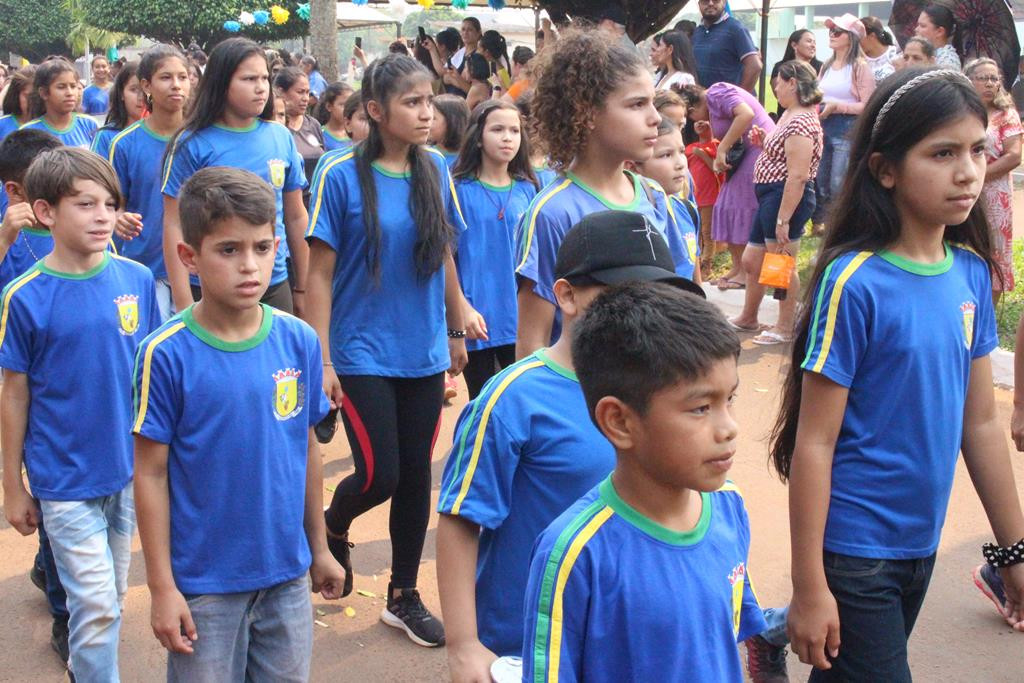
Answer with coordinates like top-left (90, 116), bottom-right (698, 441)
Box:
top-left (447, 329), bottom-right (466, 339)
top-left (982, 538), bottom-right (1024, 568)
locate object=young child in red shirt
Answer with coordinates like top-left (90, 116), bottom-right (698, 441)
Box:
top-left (685, 120), bottom-right (724, 273)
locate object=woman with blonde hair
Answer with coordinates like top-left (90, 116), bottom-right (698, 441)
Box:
top-left (966, 57), bottom-right (1021, 301)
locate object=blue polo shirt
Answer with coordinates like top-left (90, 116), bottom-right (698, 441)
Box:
top-left (693, 14), bottom-right (758, 88)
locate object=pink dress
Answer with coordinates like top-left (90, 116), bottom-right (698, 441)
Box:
top-left (981, 108), bottom-right (1022, 292)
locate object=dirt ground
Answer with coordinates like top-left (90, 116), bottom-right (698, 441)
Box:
top-left (0, 339), bottom-right (1021, 682)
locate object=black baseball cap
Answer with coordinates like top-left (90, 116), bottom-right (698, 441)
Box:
top-left (554, 210), bottom-right (705, 298)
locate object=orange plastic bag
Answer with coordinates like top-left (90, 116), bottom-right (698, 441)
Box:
top-left (758, 252), bottom-right (795, 289)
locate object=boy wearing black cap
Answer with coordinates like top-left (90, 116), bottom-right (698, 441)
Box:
top-left (522, 280), bottom-right (766, 682)
top-left (436, 211), bottom-right (702, 682)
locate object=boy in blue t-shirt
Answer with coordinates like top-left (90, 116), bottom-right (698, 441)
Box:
top-left (437, 210), bottom-right (705, 676)
top-left (0, 147), bottom-right (160, 681)
top-left (132, 167), bottom-right (344, 682)
top-left (523, 281), bottom-right (765, 683)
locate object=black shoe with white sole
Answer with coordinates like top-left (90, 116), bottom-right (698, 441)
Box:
top-left (380, 583), bottom-right (445, 647)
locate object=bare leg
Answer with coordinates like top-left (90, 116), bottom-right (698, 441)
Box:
top-left (732, 244), bottom-right (766, 328)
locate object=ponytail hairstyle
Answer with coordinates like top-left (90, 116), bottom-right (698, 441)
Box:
top-left (480, 30), bottom-right (511, 73)
top-left (531, 27), bottom-right (648, 170)
top-left (29, 58), bottom-right (77, 119)
top-left (921, 4), bottom-right (960, 54)
top-left (775, 60), bottom-right (823, 107)
top-left (138, 43), bottom-right (188, 113)
top-left (101, 61), bottom-right (141, 131)
top-left (769, 68), bottom-right (994, 480)
top-left (166, 37), bottom-right (272, 163)
top-left (356, 54), bottom-right (454, 282)
top-left (964, 58), bottom-right (1013, 111)
top-left (2, 66), bottom-right (36, 118)
top-left (315, 81), bottom-right (353, 125)
top-left (452, 99), bottom-right (539, 188)
top-left (431, 94), bottom-right (469, 152)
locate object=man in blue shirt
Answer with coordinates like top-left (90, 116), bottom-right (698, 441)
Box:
top-left (693, 0), bottom-right (762, 92)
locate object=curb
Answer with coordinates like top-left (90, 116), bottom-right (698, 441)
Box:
top-left (702, 284), bottom-right (1016, 389)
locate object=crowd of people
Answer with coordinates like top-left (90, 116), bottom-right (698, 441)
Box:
top-left (0, 4), bottom-right (1022, 683)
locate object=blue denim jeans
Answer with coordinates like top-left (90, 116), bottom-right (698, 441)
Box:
top-left (35, 513), bottom-right (69, 618)
top-left (39, 486), bottom-right (134, 683)
top-left (167, 576), bottom-right (313, 683)
top-left (812, 114), bottom-right (857, 224)
top-left (808, 551), bottom-right (936, 682)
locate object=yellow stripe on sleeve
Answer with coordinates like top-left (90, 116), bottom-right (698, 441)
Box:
top-left (810, 251), bottom-right (872, 373)
top-left (306, 152), bottom-right (354, 238)
top-left (131, 322), bottom-right (186, 433)
top-left (516, 179), bottom-right (572, 272)
top-left (546, 506), bottom-right (614, 683)
top-left (450, 360), bottom-right (545, 515)
top-left (0, 270), bottom-right (42, 348)
top-left (107, 120), bottom-right (139, 163)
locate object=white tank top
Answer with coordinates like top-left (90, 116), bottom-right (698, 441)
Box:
top-left (820, 63), bottom-right (857, 104)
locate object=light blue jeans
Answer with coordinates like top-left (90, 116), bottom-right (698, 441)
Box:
top-left (167, 576), bottom-right (313, 683)
top-left (40, 486), bottom-right (134, 683)
top-left (813, 113), bottom-right (857, 224)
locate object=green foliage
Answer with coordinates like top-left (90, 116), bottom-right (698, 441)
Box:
top-left (0, 0), bottom-right (73, 60)
top-left (64, 0), bottom-right (134, 56)
top-left (82, 0), bottom-right (309, 51)
top-left (401, 8), bottom-right (464, 40)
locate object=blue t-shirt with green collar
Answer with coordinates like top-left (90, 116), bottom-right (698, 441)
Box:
top-left (21, 114), bottom-right (98, 149)
top-left (0, 253), bottom-right (159, 500)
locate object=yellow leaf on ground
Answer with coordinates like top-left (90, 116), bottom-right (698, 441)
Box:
top-left (344, 606), bottom-right (356, 618)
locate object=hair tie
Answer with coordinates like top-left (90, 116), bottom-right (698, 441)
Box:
top-left (871, 69), bottom-right (970, 140)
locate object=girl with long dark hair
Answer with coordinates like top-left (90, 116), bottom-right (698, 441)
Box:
top-left (162, 37), bottom-right (308, 315)
top-left (305, 54), bottom-right (468, 647)
top-left (91, 62), bottom-right (145, 160)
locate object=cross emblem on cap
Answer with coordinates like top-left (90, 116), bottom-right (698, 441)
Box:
top-left (632, 216), bottom-right (657, 259)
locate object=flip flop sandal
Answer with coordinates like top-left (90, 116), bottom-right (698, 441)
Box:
top-left (717, 279), bottom-right (746, 290)
top-left (752, 330), bottom-right (793, 345)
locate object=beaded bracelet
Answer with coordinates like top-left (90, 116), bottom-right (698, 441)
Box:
top-left (447, 329), bottom-right (466, 339)
top-left (982, 538), bottom-right (1024, 568)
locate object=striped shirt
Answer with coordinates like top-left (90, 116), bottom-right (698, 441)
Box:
top-left (753, 111), bottom-right (823, 185)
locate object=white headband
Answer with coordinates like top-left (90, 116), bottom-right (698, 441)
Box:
top-left (871, 69), bottom-right (972, 139)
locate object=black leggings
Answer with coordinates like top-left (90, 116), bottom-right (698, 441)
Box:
top-left (324, 373), bottom-right (444, 588)
top-left (463, 344), bottom-right (516, 399)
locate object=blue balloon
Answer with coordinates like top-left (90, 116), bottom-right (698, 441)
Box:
top-left (253, 10), bottom-right (270, 25)
top-left (223, 20), bottom-right (241, 32)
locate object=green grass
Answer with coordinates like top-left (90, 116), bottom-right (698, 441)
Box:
top-left (708, 235), bottom-right (1022, 350)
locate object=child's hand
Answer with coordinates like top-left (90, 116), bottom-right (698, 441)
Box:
top-left (787, 586), bottom-right (841, 670)
top-left (0, 202), bottom-right (36, 246)
top-left (2, 485), bottom-right (38, 535)
top-left (1011, 405), bottom-right (1024, 451)
top-left (464, 303), bottom-right (489, 342)
top-left (448, 337), bottom-right (468, 377)
top-left (309, 551), bottom-right (346, 600)
top-left (999, 564), bottom-right (1024, 631)
top-left (322, 371), bottom-right (343, 411)
top-left (447, 638), bottom-right (498, 683)
top-left (115, 212), bottom-right (143, 241)
top-left (749, 125), bottom-right (766, 147)
top-left (150, 587), bottom-right (197, 654)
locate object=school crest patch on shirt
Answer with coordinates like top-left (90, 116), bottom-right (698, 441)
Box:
top-left (268, 158), bottom-right (286, 189)
top-left (272, 368), bottom-right (304, 420)
top-left (114, 294), bottom-right (139, 335)
top-left (729, 563), bottom-right (746, 635)
top-left (960, 301), bottom-right (976, 350)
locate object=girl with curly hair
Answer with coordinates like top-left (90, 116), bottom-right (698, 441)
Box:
top-left (514, 28), bottom-right (678, 357)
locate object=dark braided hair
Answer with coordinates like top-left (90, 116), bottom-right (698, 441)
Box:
top-left (356, 54), bottom-right (454, 282)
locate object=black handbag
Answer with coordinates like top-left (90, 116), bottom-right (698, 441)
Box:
top-left (724, 139), bottom-right (746, 180)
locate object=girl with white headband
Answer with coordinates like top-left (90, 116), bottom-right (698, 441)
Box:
top-left (770, 68), bottom-right (1024, 680)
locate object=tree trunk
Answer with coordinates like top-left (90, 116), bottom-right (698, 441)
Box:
top-left (310, 0), bottom-right (338, 82)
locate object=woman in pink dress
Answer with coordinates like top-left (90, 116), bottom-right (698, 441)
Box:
top-left (967, 58), bottom-right (1022, 301)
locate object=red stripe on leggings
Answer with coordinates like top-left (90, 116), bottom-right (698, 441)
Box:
top-left (428, 411), bottom-right (443, 462)
top-left (341, 396), bottom-right (375, 494)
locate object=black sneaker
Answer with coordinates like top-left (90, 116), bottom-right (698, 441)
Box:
top-left (325, 523), bottom-right (354, 597)
top-left (314, 408), bottom-right (339, 445)
top-left (745, 634), bottom-right (789, 683)
top-left (380, 583), bottom-right (445, 647)
top-left (30, 563), bottom-right (47, 594)
top-left (51, 614), bottom-right (70, 666)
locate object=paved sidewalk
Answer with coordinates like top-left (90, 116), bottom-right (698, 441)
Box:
top-left (703, 284), bottom-right (1016, 388)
